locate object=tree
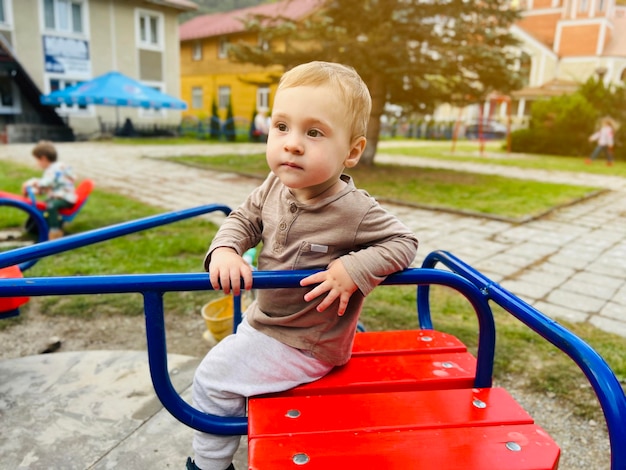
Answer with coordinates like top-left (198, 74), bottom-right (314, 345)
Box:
top-left (210, 98), bottom-right (221, 140)
top-left (224, 99), bottom-right (236, 142)
top-left (229, 0), bottom-right (524, 165)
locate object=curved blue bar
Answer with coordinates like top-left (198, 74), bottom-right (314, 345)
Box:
top-left (422, 250), bottom-right (626, 470)
top-left (0, 204), bottom-right (231, 271)
top-left (0, 267), bottom-right (495, 435)
top-left (0, 198), bottom-right (48, 271)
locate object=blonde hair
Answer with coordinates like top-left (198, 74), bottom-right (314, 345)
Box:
top-left (277, 61), bottom-right (372, 141)
top-left (32, 140), bottom-right (58, 162)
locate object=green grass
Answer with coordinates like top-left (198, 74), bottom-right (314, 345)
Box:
top-left (382, 140), bottom-right (626, 176)
top-left (169, 152), bottom-right (599, 220)
top-left (0, 160), bottom-right (222, 321)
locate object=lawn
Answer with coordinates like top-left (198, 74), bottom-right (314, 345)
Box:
top-left (168, 152), bottom-right (599, 221)
top-left (381, 140), bottom-right (626, 176)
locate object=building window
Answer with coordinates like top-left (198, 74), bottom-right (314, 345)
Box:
top-left (137, 9), bottom-right (163, 50)
top-left (191, 86), bottom-right (203, 110)
top-left (0, 0), bottom-right (11, 26)
top-left (257, 86), bottom-right (269, 110)
top-left (192, 41), bottom-right (202, 61)
top-left (49, 78), bottom-right (88, 113)
top-left (139, 81), bottom-right (166, 118)
top-left (579, 0), bottom-right (589, 13)
top-left (258, 37), bottom-right (269, 52)
top-left (597, 0), bottom-right (605, 10)
top-left (0, 74), bottom-right (20, 114)
top-left (218, 37), bottom-right (229, 59)
top-left (43, 0), bottom-right (84, 34)
top-left (218, 86), bottom-right (230, 109)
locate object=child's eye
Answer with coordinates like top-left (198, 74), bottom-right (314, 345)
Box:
top-left (277, 123), bottom-right (288, 131)
top-left (307, 129), bottom-right (322, 137)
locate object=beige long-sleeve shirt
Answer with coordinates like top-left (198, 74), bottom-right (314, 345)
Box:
top-left (206, 173), bottom-right (418, 365)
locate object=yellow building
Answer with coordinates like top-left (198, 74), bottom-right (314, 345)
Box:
top-left (179, 0), bottom-right (320, 134)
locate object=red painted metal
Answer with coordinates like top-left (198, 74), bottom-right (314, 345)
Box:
top-left (249, 330), bottom-right (561, 469)
top-left (0, 265), bottom-right (29, 313)
top-left (0, 190), bottom-right (46, 210)
top-left (352, 329), bottom-right (468, 356)
top-left (249, 423), bottom-right (560, 469)
top-left (269, 351), bottom-right (477, 397)
top-left (249, 387), bottom-right (534, 437)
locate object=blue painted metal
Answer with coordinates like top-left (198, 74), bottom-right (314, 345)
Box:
top-left (0, 204), bottom-right (231, 271)
top-left (0, 268), bottom-right (494, 435)
top-left (0, 197), bottom-right (48, 271)
top-left (421, 250), bottom-right (626, 470)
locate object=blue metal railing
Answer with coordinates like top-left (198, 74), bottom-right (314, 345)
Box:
top-left (421, 250), bottom-right (626, 470)
top-left (0, 268), bottom-right (494, 435)
top-left (0, 198), bottom-right (48, 270)
top-left (0, 204), bottom-right (231, 272)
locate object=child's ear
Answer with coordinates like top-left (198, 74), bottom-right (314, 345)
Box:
top-left (344, 137), bottom-right (366, 168)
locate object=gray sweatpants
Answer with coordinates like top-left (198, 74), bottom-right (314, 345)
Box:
top-left (192, 317), bottom-right (333, 470)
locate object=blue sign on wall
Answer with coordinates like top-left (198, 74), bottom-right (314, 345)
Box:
top-left (43, 35), bottom-right (91, 78)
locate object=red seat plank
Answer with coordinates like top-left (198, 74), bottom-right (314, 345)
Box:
top-left (271, 351), bottom-right (477, 397)
top-left (249, 387), bottom-right (533, 438)
top-left (352, 329), bottom-right (467, 356)
top-left (249, 423), bottom-right (560, 470)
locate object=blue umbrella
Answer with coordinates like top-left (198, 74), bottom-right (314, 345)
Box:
top-left (40, 71), bottom-right (187, 110)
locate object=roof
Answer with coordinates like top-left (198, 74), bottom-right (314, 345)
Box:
top-left (146, 0), bottom-right (198, 12)
top-left (511, 78), bottom-right (579, 99)
top-left (179, 0), bottom-right (322, 41)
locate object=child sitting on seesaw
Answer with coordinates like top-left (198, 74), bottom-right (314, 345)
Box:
top-left (22, 141), bottom-right (77, 240)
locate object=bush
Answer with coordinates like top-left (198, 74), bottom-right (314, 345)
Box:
top-left (512, 77), bottom-right (626, 159)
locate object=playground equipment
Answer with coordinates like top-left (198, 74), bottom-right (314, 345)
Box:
top-left (0, 205), bottom-right (624, 468)
top-left (0, 179), bottom-right (95, 243)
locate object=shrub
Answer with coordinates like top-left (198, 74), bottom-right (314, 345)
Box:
top-left (511, 93), bottom-right (597, 156)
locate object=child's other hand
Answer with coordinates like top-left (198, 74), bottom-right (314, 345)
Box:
top-left (300, 259), bottom-right (357, 316)
top-left (208, 247), bottom-right (253, 296)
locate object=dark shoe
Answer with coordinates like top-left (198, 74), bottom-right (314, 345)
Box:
top-left (186, 458), bottom-right (201, 470)
top-left (185, 457), bottom-right (235, 470)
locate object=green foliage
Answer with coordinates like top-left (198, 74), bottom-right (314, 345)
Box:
top-left (511, 93), bottom-right (597, 156)
top-left (223, 99), bottom-right (236, 142)
top-left (512, 77), bottom-right (626, 159)
top-left (179, 0), bottom-right (266, 22)
top-left (210, 98), bottom-right (221, 139)
top-left (228, 0), bottom-right (524, 164)
top-left (230, 0), bottom-right (523, 110)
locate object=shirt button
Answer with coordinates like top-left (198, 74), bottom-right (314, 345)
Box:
top-left (279, 222), bottom-right (287, 231)
top-left (290, 204), bottom-right (297, 213)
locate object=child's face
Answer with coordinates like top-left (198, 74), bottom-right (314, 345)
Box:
top-left (34, 155), bottom-right (51, 170)
top-left (266, 84), bottom-right (365, 200)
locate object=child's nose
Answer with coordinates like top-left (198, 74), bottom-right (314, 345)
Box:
top-left (284, 135), bottom-right (304, 155)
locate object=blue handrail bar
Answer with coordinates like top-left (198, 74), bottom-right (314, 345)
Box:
top-left (0, 204), bottom-right (231, 271)
top-left (0, 198), bottom-right (48, 270)
top-left (0, 267), bottom-right (495, 435)
top-left (421, 250), bottom-right (626, 470)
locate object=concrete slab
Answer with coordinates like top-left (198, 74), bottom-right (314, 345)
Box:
top-left (0, 350), bottom-right (247, 470)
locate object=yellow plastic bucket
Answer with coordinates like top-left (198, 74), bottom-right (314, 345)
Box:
top-left (201, 295), bottom-right (235, 341)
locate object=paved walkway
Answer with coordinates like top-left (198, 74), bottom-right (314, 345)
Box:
top-left (0, 141), bottom-right (624, 468)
